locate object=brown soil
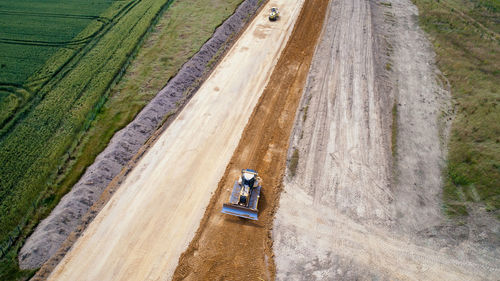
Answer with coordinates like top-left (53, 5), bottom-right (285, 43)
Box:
top-left (171, 1), bottom-right (329, 280)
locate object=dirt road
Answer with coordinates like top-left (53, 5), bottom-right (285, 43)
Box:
top-left (46, 1), bottom-right (305, 280)
top-left (171, 0), bottom-right (329, 279)
top-left (273, 0), bottom-right (500, 280)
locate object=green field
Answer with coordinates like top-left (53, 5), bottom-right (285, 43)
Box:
top-left (0, 0), bottom-right (114, 129)
top-left (0, 0), bottom-right (246, 278)
top-left (0, 0), bottom-right (112, 82)
top-left (412, 0), bottom-right (499, 219)
top-left (0, 0), bottom-right (178, 244)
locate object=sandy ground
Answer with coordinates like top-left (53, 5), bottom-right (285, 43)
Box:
top-left (45, 1), bottom-right (303, 280)
top-left (273, 0), bottom-right (499, 280)
top-left (171, 0), bottom-right (329, 279)
top-left (20, 0), bottom-right (265, 270)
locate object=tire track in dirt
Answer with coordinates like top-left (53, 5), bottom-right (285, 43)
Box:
top-left (272, 0), bottom-right (500, 279)
top-left (171, 0), bottom-right (329, 280)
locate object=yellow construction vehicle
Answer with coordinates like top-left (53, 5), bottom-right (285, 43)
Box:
top-left (269, 7), bottom-right (279, 21)
top-left (221, 169), bottom-right (262, 220)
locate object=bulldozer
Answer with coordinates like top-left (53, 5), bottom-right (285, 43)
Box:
top-left (221, 169), bottom-right (262, 220)
top-left (269, 7), bottom-right (279, 21)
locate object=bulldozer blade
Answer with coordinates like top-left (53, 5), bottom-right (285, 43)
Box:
top-left (221, 203), bottom-right (259, 220)
top-left (222, 181), bottom-right (261, 220)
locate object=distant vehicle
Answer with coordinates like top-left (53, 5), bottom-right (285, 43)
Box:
top-left (221, 169), bottom-right (262, 220)
top-left (269, 7), bottom-right (279, 21)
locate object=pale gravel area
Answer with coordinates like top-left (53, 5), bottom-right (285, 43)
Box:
top-left (390, 0), bottom-right (449, 230)
top-left (273, 0), bottom-right (499, 280)
top-left (19, 0), bottom-right (265, 270)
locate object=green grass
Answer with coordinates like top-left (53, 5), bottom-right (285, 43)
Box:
top-left (0, 0), bottom-right (113, 127)
top-left (412, 0), bottom-right (499, 218)
top-left (0, 0), bottom-right (246, 279)
top-left (391, 101), bottom-right (398, 157)
top-left (301, 95), bottom-right (312, 123)
top-left (0, 0), bottom-right (113, 84)
top-left (0, 0), bottom-right (176, 246)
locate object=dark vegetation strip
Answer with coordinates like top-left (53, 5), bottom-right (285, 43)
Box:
top-left (0, 11), bottom-right (107, 20)
top-left (412, 0), bottom-right (499, 218)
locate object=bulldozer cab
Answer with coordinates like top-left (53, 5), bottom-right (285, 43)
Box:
top-left (241, 169), bottom-right (257, 187)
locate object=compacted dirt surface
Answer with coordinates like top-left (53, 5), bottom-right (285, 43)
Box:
top-left (273, 0), bottom-right (499, 280)
top-left (44, 1), bottom-right (305, 280)
top-left (171, 0), bottom-right (329, 280)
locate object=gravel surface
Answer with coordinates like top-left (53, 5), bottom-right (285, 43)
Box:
top-left (273, 0), bottom-right (500, 279)
top-left (19, 0), bottom-right (264, 270)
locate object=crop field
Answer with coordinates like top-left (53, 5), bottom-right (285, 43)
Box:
top-left (412, 0), bottom-right (499, 218)
top-left (0, 0), bottom-right (114, 126)
top-left (0, 0), bottom-right (177, 268)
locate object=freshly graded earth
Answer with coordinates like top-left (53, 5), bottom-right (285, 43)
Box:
top-left (273, 0), bottom-right (499, 280)
top-left (43, 1), bottom-right (305, 280)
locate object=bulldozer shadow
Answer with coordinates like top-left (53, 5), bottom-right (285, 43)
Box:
top-left (224, 216), bottom-right (264, 228)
